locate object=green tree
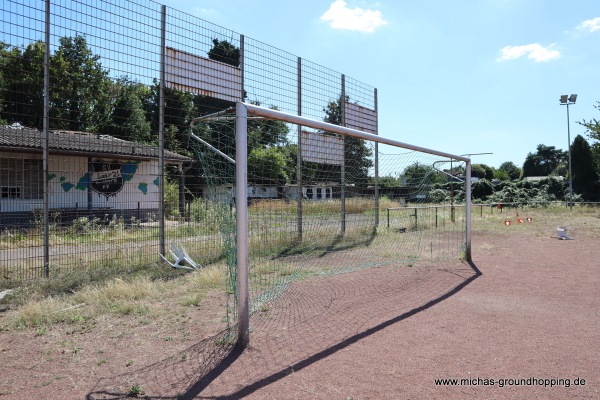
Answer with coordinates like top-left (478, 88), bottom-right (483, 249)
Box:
top-left (322, 97), bottom-right (373, 186)
top-left (578, 101), bottom-right (600, 175)
top-left (471, 179), bottom-right (494, 201)
top-left (570, 135), bottom-right (600, 201)
top-left (248, 147), bottom-right (289, 184)
top-left (493, 169), bottom-right (509, 181)
top-left (498, 161), bottom-right (521, 180)
top-left (102, 77), bottom-right (152, 143)
top-left (377, 175), bottom-right (402, 188)
top-left (402, 162), bottom-right (444, 187)
top-left (471, 164), bottom-right (494, 180)
top-left (522, 144), bottom-right (566, 177)
top-left (50, 35), bottom-right (111, 131)
top-left (0, 41), bottom-right (45, 128)
top-left (0, 42), bottom-right (7, 124)
top-left (207, 39), bottom-right (241, 67)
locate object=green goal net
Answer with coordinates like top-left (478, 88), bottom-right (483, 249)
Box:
top-left (188, 103), bottom-right (472, 344)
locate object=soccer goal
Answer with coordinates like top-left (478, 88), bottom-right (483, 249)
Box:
top-left (189, 102), bottom-right (472, 346)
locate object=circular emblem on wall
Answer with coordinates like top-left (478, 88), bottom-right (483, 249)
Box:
top-left (90, 159), bottom-right (124, 199)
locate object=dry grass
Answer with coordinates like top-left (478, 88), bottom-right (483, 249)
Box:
top-left (1, 264), bottom-right (228, 331)
top-left (472, 204), bottom-right (600, 237)
top-left (248, 196), bottom-right (403, 215)
top-left (3, 203), bottom-right (597, 333)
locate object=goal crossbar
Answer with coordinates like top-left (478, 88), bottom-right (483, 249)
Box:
top-left (234, 101), bottom-right (472, 346)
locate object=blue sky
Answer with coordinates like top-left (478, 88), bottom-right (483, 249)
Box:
top-left (167, 0), bottom-right (600, 169)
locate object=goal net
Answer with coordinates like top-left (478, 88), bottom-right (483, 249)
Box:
top-left (189, 102), bottom-right (472, 345)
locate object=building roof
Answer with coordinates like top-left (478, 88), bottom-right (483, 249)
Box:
top-left (0, 124), bottom-right (192, 163)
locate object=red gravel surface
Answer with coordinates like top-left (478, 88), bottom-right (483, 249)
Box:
top-left (1, 228), bottom-right (599, 399)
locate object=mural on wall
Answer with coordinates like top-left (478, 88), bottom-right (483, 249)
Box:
top-left (49, 160), bottom-right (148, 198)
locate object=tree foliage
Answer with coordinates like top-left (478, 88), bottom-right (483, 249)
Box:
top-left (322, 96), bottom-right (373, 186)
top-left (50, 35), bottom-right (111, 131)
top-left (578, 100), bottom-right (600, 176)
top-left (102, 77), bottom-right (152, 143)
top-left (522, 144), bottom-right (566, 177)
top-left (207, 39), bottom-right (240, 67)
top-left (498, 161), bottom-right (521, 180)
top-left (0, 41), bottom-right (45, 127)
top-left (570, 135), bottom-right (600, 201)
top-left (471, 163), bottom-right (494, 180)
top-left (402, 162), bottom-right (444, 187)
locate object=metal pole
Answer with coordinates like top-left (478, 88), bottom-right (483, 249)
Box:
top-left (43, 0), bottom-right (51, 278)
top-left (566, 103), bottom-right (573, 211)
top-left (297, 57), bottom-right (303, 241)
top-left (374, 88), bottom-right (379, 227)
top-left (240, 35), bottom-right (244, 99)
top-left (450, 160), bottom-right (455, 223)
top-left (235, 102), bottom-right (250, 347)
top-left (158, 5), bottom-right (166, 256)
top-left (340, 75), bottom-right (346, 234)
top-left (465, 160), bottom-right (472, 261)
top-left (242, 104), bottom-right (471, 162)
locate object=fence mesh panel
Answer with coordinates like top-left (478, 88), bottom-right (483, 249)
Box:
top-left (1, 1), bottom-right (468, 341)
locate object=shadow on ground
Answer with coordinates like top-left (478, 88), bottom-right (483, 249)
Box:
top-left (87, 260), bottom-right (480, 399)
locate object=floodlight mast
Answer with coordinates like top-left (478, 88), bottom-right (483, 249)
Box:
top-left (560, 94), bottom-right (577, 211)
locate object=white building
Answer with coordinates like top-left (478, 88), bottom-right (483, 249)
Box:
top-left (0, 125), bottom-right (191, 227)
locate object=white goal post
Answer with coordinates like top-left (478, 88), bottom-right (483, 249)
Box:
top-left (234, 101), bottom-right (472, 346)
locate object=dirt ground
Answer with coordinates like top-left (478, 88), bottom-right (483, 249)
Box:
top-left (1, 224), bottom-right (599, 399)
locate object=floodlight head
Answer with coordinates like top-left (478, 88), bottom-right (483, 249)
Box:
top-left (568, 94), bottom-right (577, 103)
top-left (560, 95), bottom-right (568, 104)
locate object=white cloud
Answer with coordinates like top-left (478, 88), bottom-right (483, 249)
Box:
top-left (576, 17), bottom-right (600, 33)
top-left (320, 0), bottom-right (388, 33)
top-left (497, 43), bottom-right (561, 62)
top-left (190, 7), bottom-right (220, 19)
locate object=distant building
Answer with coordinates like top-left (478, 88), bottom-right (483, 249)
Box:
top-left (524, 176), bottom-right (564, 182)
top-left (0, 125), bottom-right (191, 227)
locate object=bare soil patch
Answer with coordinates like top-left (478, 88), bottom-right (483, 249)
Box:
top-left (1, 219), bottom-right (599, 399)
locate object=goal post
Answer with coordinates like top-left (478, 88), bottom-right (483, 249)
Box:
top-left (234, 101), bottom-right (472, 346)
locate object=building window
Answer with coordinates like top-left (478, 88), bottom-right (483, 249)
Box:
top-left (1, 186), bottom-right (21, 198)
top-left (0, 158), bottom-right (43, 200)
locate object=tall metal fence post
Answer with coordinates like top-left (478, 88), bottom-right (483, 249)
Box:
top-left (374, 88), bottom-right (379, 227)
top-left (340, 75), bottom-right (346, 235)
top-left (158, 5), bottom-right (166, 256)
top-left (465, 160), bottom-right (472, 261)
top-left (42, 0), bottom-right (51, 278)
top-left (296, 57), bottom-right (303, 241)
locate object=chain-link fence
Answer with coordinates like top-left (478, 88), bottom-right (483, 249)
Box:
top-left (0, 0), bottom-right (378, 286)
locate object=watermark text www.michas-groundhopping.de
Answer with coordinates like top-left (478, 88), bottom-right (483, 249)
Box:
top-left (434, 376), bottom-right (586, 388)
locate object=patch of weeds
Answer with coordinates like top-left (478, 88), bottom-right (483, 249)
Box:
top-left (125, 360), bottom-right (134, 367)
top-left (40, 376), bottom-right (63, 387)
top-left (70, 313), bottom-right (88, 323)
top-left (97, 358), bottom-right (107, 366)
top-left (214, 332), bottom-right (235, 346)
top-left (110, 331), bottom-right (125, 339)
top-left (180, 292), bottom-right (204, 307)
top-left (35, 327), bottom-right (46, 336)
top-left (164, 336), bottom-right (173, 342)
top-left (127, 384), bottom-right (144, 397)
